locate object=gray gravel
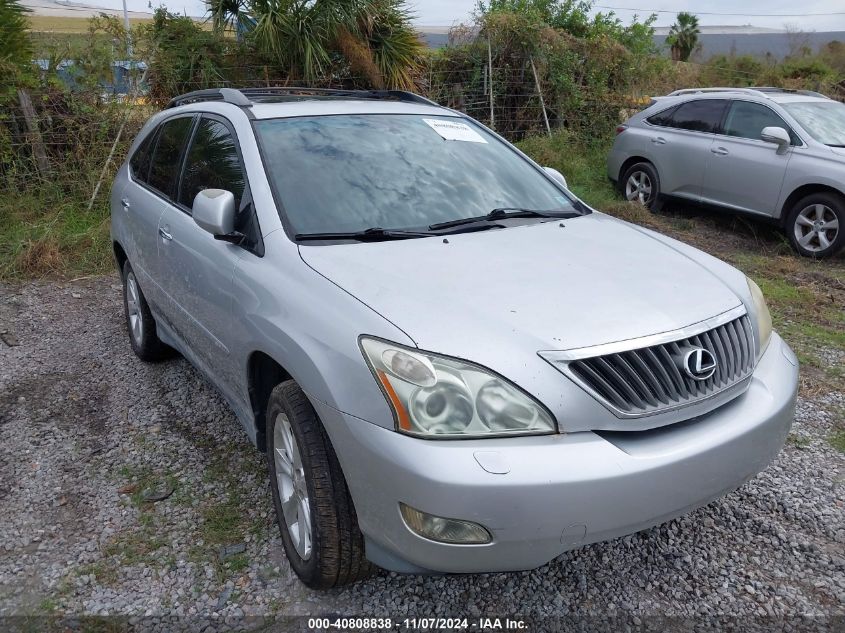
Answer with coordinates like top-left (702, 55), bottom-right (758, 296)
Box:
top-left (0, 276), bottom-right (843, 629)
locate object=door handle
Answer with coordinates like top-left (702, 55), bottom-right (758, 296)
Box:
top-left (158, 226), bottom-right (173, 241)
top-left (651, 136), bottom-right (667, 145)
top-left (711, 146), bottom-right (729, 155)
top-left (121, 197), bottom-right (131, 210)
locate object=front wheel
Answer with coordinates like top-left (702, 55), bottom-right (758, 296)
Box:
top-left (786, 192), bottom-right (844, 258)
top-left (621, 162), bottom-right (662, 211)
top-left (266, 380), bottom-right (373, 588)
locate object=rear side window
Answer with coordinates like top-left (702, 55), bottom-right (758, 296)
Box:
top-left (129, 129), bottom-right (156, 183)
top-left (666, 99), bottom-right (726, 133)
top-left (147, 117), bottom-right (194, 197)
top-left (723, 101), bottom-right (797, 143)
top-left (178, 118), bottom-right (246, 210)
top-left (646, 105), bottom-right (678, 127)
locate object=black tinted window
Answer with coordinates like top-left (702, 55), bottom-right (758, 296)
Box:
top-left (129, 130), bottom-right (156, 183)
top-left (667, 99), bottom-right (726, 133)
top-left (178, 119), bottom-right (245, 209)
top-left (646, 105), bottom-right (678, 127)
top-left (147, 117), bottom-right (193, 197)
top-left (724, 101), bottom-right (794, 142)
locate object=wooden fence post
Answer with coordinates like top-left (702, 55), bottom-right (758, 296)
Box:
top-left (530, 57), bottom-right (551, 137)
top-left (487, 37), bottom-right (495, 131)
top-left (17, 89), bottom-right (51, 179)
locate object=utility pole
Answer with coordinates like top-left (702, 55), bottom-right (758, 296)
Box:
top-left (122, 0), bottom-right (133, 58)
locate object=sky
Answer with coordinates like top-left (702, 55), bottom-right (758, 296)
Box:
top-left (98, 0), bottom-right (845, 31)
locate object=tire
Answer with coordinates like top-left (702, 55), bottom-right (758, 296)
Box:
top-left (266, 380), bottom-right (373, 588)
top-left (621, 162), bottom-right (663, 211)
top-left (121, 261), bottom-right (172, 362)
top-left (785, 192), bottom-right (845, 259)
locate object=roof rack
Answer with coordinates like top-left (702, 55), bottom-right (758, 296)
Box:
top-left (167, 88), bottom-right (253, 108)
top-left (167, 86), bottom-right (439, 109)
top-left (667, 87), bottom-right (770, 97)
top-left (751, 87), bottom-right (829, 98)
top-left (667, 86), bottom-right (830, 100)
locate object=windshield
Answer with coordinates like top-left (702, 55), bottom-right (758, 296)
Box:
top-left (253, 114), bottom-right (580, 236)
top-left (783, 101), bottom-right (845, 146)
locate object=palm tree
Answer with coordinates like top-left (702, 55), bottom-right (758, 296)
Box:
top-left (208, 0), bottom-right (246, 33)
top-left (213, 0), bottom-right (424, 89)
top-left (666, 12), bottom-right (699, 62)
top-left (0, 0), bottom-right (32, 70)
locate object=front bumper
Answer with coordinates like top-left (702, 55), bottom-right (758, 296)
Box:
top-left (313, 333), bottom-right (798, 574)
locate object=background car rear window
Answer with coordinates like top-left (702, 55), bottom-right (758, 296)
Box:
top-left (665, 99), bottom-right (726, 133)
top-left (723, 101), bottom-right (796, 143)
top-left (179, 119), bottom-right (245, 210)
top-left (147, 117), bottom-right (193, 198)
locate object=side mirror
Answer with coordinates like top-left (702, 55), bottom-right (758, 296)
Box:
top-left (543, 166), bottom-right (568, 189)
top-left (761, 126), bottom-right (791, 152)
top-left (193, 189), bottom-right (236, 236)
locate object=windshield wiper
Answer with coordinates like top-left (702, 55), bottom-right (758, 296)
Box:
top-left (429, 207), bottom-right (581, 231)
top-left (296, 227), bottom-right (440, 242)
top-left (296, 223), bottom-right (509, 242)
top-left (827, 144), bottom-right (845, 148)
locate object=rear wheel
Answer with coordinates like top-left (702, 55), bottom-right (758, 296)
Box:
top-left (121, 261), bottom-right (172, 362)
top-left (621, 162), bottom-right (662, 211)
top-left (266, 380), bottom-right (373, 588)
top-left (786, 192), bottom-right (844, 258)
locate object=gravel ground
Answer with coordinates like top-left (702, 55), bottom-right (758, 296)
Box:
top-left (0, 276), bottom-right (843, 630)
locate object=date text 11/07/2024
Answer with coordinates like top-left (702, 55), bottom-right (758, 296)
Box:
top-left (306, 617), bottom-right (529, 630)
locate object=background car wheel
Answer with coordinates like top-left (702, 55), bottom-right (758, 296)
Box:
top-left (621, 162), bottom-right (662, 211)
top-left (786, 192), bottom-right (844, 259)
top-left (266, 380), bottom-right (373, 588)
top-left (121, 261), bottom-right (172, 362)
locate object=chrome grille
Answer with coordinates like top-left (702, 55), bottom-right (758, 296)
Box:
top-left (568, 314), bottom-right (755, 417)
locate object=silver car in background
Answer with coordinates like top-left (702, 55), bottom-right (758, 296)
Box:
top-left (111, 87), bottom-right (798, 588)
top-left (608, 87), bottom-right (845, 258)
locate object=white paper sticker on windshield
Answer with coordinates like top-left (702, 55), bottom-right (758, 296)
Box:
top-left (423, 118), bottom-right (488, 143)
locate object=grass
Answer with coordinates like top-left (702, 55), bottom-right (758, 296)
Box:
top-left (830, 430), bottom-right (845, 454)
top-left (787, 433), bottom-right (812, 450)
top-left (0, 186), bottom-right (114, 278)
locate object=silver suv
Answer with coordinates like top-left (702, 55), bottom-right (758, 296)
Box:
top-left (111, 87), bottom-right (798, 588)
top-left (608, 87), bottom-right (845, 258)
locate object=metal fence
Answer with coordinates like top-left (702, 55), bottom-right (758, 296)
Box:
top-left (9, 52), bottom-right (837, 208)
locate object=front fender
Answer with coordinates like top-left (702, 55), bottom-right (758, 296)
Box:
top-left (230, 231), bottom-right (411, 435)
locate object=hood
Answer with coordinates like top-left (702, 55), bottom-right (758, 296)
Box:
top-left (299, 214), bottom-right (742, 357)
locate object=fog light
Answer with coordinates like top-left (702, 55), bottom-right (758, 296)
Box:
top-left (399, 503), bottom-right (491, 544)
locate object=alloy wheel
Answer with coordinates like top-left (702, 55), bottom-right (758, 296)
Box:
top-left (125, 272), bottom-right (143, 345)
top-left (794, 204), bottom-right (839, 253)
top-left (625, 171), bottom-right (652, 205)
top-left (273, 412), bottom-right (312, 560)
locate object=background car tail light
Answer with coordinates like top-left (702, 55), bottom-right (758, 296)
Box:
top-left (616, 125), bottom-right (628, 135)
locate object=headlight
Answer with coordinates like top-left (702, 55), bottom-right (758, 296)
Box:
top-left (746, 277), bottom-right (772, 357)
top-left (360, 337), bottom-right (556, 438)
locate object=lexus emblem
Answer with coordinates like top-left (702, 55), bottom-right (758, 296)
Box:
top-left (683, 347), bottom-right (717, 381)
